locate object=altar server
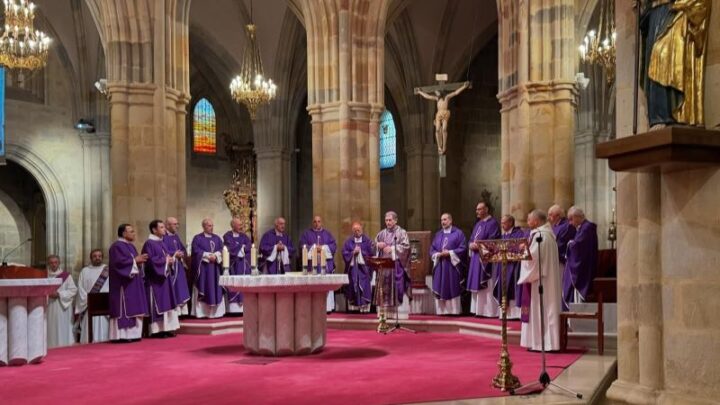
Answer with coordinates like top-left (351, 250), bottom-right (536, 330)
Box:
top-left (430, 213), bottom-right (467, 315)
top-left (75, 249), bottom-right (109, 343)
top-left (467, 202), bottom-right (501, 317)
top-left (343, 222), bottom-right (374, 312)
top-left (190, 218), bottom-right (226, 318)
top-left (109, 224), bottom-right (149, 342)
top-left (223, 217), bottom-right (252, 314)
top-left (300, 215), bottom-right (338, 311)
top-left (47, 254), bottom-right (78, 348)
top-left (518, 210), bottom-right (562, 351)
top-left (259, 217), bottom-right (295, 274)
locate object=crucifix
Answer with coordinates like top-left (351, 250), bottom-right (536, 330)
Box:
top-left (414, 74), bottom-right (470, 177)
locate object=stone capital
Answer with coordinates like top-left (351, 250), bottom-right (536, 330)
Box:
top-left (497, 80), bottom-right (578, 112)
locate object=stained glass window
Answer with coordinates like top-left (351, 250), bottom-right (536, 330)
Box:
top-left (193, 98), bottom-right (217, 154)
top-left (379, 110), bottom-right (396, 169)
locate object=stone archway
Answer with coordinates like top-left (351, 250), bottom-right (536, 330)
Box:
top-left (4, 143), bottom-right (70, 268)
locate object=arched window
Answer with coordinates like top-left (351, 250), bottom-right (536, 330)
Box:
top-left (379, 110), bottom-right (396, 169)
top-left (193, 98), bottom-right (217, 154)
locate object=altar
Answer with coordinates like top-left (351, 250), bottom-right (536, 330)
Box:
top-left (220, 274), bottom-right (348, 356)
top-left (0, 275), bottom-right (62, 366)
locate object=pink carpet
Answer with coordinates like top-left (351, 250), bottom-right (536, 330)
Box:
top-left (1, 330), bottom-right (584, 405)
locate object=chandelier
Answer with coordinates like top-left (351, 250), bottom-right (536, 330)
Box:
top-left (229, 1), bottom-right (276, 120)
top-left (578, 0), bottom-right (615, 84)
top-left (0, 0), bottom-right (51, 71)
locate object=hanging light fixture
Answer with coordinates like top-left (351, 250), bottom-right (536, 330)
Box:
top-left (229, 0), bottom-right (276, 120)
top-left (578, 0), bottom-right (615, 84)
top-left (0, 0), bottom-right (51, 71)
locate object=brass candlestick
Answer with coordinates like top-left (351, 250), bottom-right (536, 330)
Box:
top-left (492, 244), bottom-right (520, 391)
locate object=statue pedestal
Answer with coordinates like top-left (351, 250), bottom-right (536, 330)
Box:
top-left (596, 126), bottom-right (720, 172)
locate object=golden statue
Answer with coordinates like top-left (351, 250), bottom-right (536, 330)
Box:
top-left (223, 154), bottom-right (257, 241)
top-left (642, 0), bottom-right (712, 128)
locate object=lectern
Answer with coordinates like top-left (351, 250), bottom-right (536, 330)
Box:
top-left (368, 257), bottom-right (397, 333)
top-left (0, 265), bottom-right (62, 366)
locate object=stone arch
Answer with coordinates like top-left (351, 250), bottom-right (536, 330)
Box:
top-left (4, 143), bottom-right (70, 268)
top-left (0, 188), bottom-right (32, 264)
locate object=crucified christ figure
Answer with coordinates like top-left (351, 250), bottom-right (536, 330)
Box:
top-left (414, 81), bottom-right (469, 155)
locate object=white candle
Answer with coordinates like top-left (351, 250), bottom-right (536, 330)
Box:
top-left (222, 246), bottom-right (229, 268)
top-left (250, 244), bottom-right (257, 268)
top-left (302, 244), bottom-right (308, 267)
top-left (391, 245), bottom-right (397, 261)
top-left (311, 245), bottom-right (318, 269)
top-left (186, 244), bottom-right (191, 257)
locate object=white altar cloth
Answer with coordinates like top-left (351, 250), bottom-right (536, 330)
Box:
top-left (0, 278), bottom-right (63, 366)
top-left (221, 274), bottom-right (348, 356)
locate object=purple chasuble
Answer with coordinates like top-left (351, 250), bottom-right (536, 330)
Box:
top-left (162, 233), bottom-right (191, 306)
top-left (259, 229), bottom-right (295, 274)
top-left (466, 216), bottom-right (500, 292)
top-left (492, 226), bottom-right (526, 304)
top-left (375, 226), bottom-right (411, 304)
top-left (562, 220), bottom-right (598, 310)
top-left (109, 240), bottom-right (149, 328)
top-left (223, 231), bottom-right (252, 303)
top-left (190, 233), bottom-right (225, 306)
top-left (299, 228), bottom-right (337, 273)
top-left (142, 238), bottom-right (177, 323)
top-left (553, 218), bottom-right (576, 265)
top-left (430, 227), bottom-right (467, 300)
top-left (342, 235), bottom-right (374, 308)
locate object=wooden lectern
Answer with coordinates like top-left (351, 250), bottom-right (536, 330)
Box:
top-left (368, 257), bottom-right (395, 333)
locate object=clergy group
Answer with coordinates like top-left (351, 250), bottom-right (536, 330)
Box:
top-left (44, 205), bottom-right (597, 353)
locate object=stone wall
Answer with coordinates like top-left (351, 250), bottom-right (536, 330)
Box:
top-left (442, 39), bottom-right (502, 232)
top-left (3, 54), bottom-right (86, 273)
top-left (607, 0), bottom-right (720, 403)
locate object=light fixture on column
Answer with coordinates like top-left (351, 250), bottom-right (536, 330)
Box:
top-left (229, 0), bottom-right (276, 120)
top-left (578, 0), bottom-right (615, 84)
top-left (0, 0), bottom-right (51, 71)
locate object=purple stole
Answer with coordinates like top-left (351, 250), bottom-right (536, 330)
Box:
top-left (53, 271), bottom-right (70, 283)
top-left (90, 266), bottom-right (109, 294)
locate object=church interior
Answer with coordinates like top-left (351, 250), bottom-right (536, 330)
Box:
top-left (0, 0), bottom-right (719, 404)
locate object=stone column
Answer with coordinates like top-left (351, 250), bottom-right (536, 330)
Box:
top-left (497, 0), bottom-right (577, 224)
top-left (255, 147), bottom-right (291, 236)
top-left (86, 0), bottom-right (191, 239)
top-left (79, 132), bottom-right (111, 258)
top-left (296, 0), bottom-right (390, 244)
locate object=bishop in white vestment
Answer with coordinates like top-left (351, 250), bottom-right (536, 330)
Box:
top-left (517, 210), bottom-right (562, 351)
top-left (75, 249), bottom-right (110, 343)
top-left (47, 255), bottom-right (78, 348)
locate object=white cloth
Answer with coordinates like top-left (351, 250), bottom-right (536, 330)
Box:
top-left (191, 287), bottom-right (226, 318)
top-left (518, 223), bottom-right (562, 351)
top-left (504, 301), bottom-right (522, 320)
top-left (75, 265), bottom-right (110, 343)
top-left (47, 270), bottom-right (77, 348)
top-left (266, 245), bottom-right (290, 265)
top-left (150, 308), bottom-right (180, 334)
top-left (109, 317), bottom-right (143, 340)
top-left (470, 289), bottom-right (499, 317)
top-left (435, 296), bottom-right (462, 315)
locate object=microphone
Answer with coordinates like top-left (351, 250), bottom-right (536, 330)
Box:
top-left (1, 238), bottom-right (33, 266)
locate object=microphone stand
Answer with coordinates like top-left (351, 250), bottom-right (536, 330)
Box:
top-left (1, 238), bottom-right (32, 266)
top-left (386, 236), bottom-right (415, 334)
top-left (510, 230), bottom-right (582, 399)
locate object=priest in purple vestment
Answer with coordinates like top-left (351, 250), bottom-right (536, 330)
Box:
top-left (549, 204), bottom-right (576, 270)
top-left (563, 207), bottom-right (598, 310)
top-left (223, 217), bottom-right (252, 314)
top-left (142, 220), bottom-right (179, 337)
top-left (259, 217), bottom-right (295, 274)
top-left (467, 202), bottom-right (501, 317)
top-left (163, 217), bottom-right (191, 315)
top-left (108, 224), bottom-right (149, 342)
top-left (300, 215), bottom-right (338, 312)
top-left (190, 218), bottom-right (226, 319)
top-left (342, 222), bottom-right (374, 312)
top-left (430, 213), bottom-right (467, 315)
top-left (375, 211), bottom-right (411, 306)
top-left (492, 215), bottom-right (525, 319)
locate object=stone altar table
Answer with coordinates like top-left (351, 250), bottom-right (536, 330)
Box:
top-left (0, 278), bottom-right (63, 366)
top-left (220, 274), bottom-right (348, 356)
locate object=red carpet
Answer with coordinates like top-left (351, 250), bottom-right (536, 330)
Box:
top-left (1, 330), bottom-right (583, 405)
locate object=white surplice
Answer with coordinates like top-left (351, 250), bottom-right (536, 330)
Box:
top-left (75, 265), bottom-right (110, 343)
top-left (517, 223), bottom-right (562, 351)
top-left (47, 269), bottom-right (78, 348)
